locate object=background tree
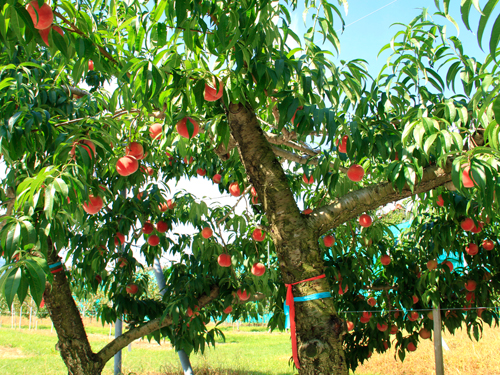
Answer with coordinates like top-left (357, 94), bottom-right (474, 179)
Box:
top-left (1, 0), bottom-right (500, 374)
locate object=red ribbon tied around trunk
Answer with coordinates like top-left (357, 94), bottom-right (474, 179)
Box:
top-left (285, 274), bottom-right (326, 369)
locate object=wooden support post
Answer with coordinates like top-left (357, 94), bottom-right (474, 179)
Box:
top-left (432, 305), bottom-right (445, 375)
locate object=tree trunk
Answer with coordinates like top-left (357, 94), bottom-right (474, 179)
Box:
top-left (44, 240), bottom-right (104, 375)
top-left (227, 102), bottom-right (349, 374)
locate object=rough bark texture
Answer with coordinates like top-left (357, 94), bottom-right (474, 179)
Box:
top-left (43, 238), bottom-right (220, 374)
top-left (44, 240), bottom-right (104, 375)
top-left (227, 102), bottom-right (348, 374)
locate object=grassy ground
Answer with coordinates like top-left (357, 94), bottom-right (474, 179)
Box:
top-left (0, 316), bottom-right (499, 374)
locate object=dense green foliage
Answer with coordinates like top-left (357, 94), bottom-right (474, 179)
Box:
top-left (0, 0), bottom-right (500, 372)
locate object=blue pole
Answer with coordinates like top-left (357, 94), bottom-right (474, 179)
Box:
top-left (153, 258), bottom-right (194, 375)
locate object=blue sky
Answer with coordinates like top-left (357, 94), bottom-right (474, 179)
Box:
top-left (290, 0), bottom-right (489, 77)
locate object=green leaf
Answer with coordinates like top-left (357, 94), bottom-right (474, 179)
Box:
top-left (477, 0), bottom-right (500, 49)
top-left (44, 184), bottom-right (55, 219)
top-left (24, 260), bottom-right (46, 307)
top-left (4, 267), bottom-right (22, 308)
top-left (17, 270), bottom-right (29, 305)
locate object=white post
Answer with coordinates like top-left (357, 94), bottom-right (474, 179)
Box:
top-left (19, 306), bottom-right (22, 329)
top-left (114, 318), bottom-right (123, 375)
top-left (29, 306), bottom-right (32, 329)
top-left (432, 304), bottom-right (445, 375)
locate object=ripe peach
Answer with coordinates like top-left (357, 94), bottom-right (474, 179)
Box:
top-left (39, 25), bottom-right (64, 46)
top-left (360, 316), bottom-right (371, 324)
top-left (114, 233), bottom-right (125, 246)
top-left (302, 174), bottom-right (314, 184)
top-left (427, 311), bottom-right (433, 320)
top-left (251, 196), bottom-right (259, 205)
top-left (483, 239), bottom-right (495, 251)
top-left (465, 243), bottom-right (478, 256)
top-left (167, 199), bottom-right (176, 209)
top-left (412, 295), bottom-right (419, 304)
top-left (323, 235), bottom-right (335, 247)
top-left (251, 187), bottom-right (258, 197)
top-left (389, 325), bottom-right (398, 334)
top-left (251, 262), bottom-right (265, 276)
top-left (462, 166), bottom-right (475, 188)
top-left (347, 164), bottom-right (364, 182)
top-left (252, 228), bottom-right (265, 242)
top-left (465, 280), bottom-right (477, 291)
top-left (196, 168), bottom-right (207, 176)
top-left (237, 289), bottom-right (250, 301)
top-left (212, 174), bottom-right (222, 184)
top-left (362, 311), bottom-right (372, 319)
top-left (126, 283), bottom-right (138, 294)
top-left (176, 117), bottom-right (199, 139)
top-left (156, 221), bottom-right (168, 233)
top-left (201, 227), bottom-right (213, 239)
top-left (148, 234), bottom-right (160, 246)
top-left (118, 257), bottom-right (127, 267)
top-left (471, 221), bottom-right (484, 233)
top-left (27, 1), bottom-right (54, 29)
top-left (443, 260), bottom-right (453, 272)
top-left (82, 195), bottom-right (103, 215)
top-left (204, 78), bottom-right (224, 101)
top-left (436, 194), bottom-right (444, 207)
top-left (142, 221), bottom-right (154, 234)
top-left (218, 253), bottom-right (231, 267)
top-left (338, 135), bottom-right (348, 153)
top-left (460, 218), bottom-right (475, 231)
top-left (125, 142), bottom-right (144, 159)
top-left (377, 323), bottom-right (388, 332)
top-left (427, 259), bottom-right (438, 270)
top-left (183, 156), bottom-right (193, 164)
top-left (223, 306), bottom-right (233, 314)
top-left (338, 284), bottom-right (348, 295)
top-left (381, 255), bottom-right (391, 266)
top-left (116, 156), bottom-right (138, 176)
top-left (158, 203), bottom-right (168, 212)
top-left (359, 214), bottom-right (372, 227)
top-left (302, 208), bottom-right (313, 215)
top-left (149, 123), bottom-right (162, 139)
top-left (347, 321), bottom-right (354, 331)
top-left (88, 60), bottom-right (94, 71)
top-left (229, 182), bottom-right (241, 197)
top-left (407, 342), bottom-right (416, 352)
top-left (408, 311), bottom-right (419, 321)
top-left (367, 297), bottom-right (376, 307)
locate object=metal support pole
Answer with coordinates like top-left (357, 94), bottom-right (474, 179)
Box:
top-left (153, 258), bottom-right (194, 375)
top-left (114, 318), bottom-right (122, 375)
top-left (432, 304), bottom-right (445, 375)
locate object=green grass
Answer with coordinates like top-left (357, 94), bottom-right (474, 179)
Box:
top-left (0, 325), bottom-right (296, 375)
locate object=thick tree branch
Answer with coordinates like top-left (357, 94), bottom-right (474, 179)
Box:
top-left (271, 146), bottom-right (348, 173)
top-left (62, 86), bottom-right (90, 97)
top-left (97, 285), bottom-right (219, 364)
top-left (311, 162), bottom-right (453, 235)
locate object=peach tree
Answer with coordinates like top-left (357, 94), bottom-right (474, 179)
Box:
top-left (1, 0), bottom-right (500, 374)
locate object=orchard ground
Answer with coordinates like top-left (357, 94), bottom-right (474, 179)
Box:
top-left (0, 316), bottom-right (498, 375)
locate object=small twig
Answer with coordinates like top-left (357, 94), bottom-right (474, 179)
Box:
top-left (347, 221), bottom-right (357, 250)
top-left (55, 11), bottom-right (122, 68)
top-left (216, 186), bottom-right (252, 225)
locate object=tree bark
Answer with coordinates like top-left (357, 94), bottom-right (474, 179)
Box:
top-left (227, 102), bottom-right (349, 374)
top-left (44, 239), bottom-right (104, 375)
top-left (43, 238), bottom-right (220, 374)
